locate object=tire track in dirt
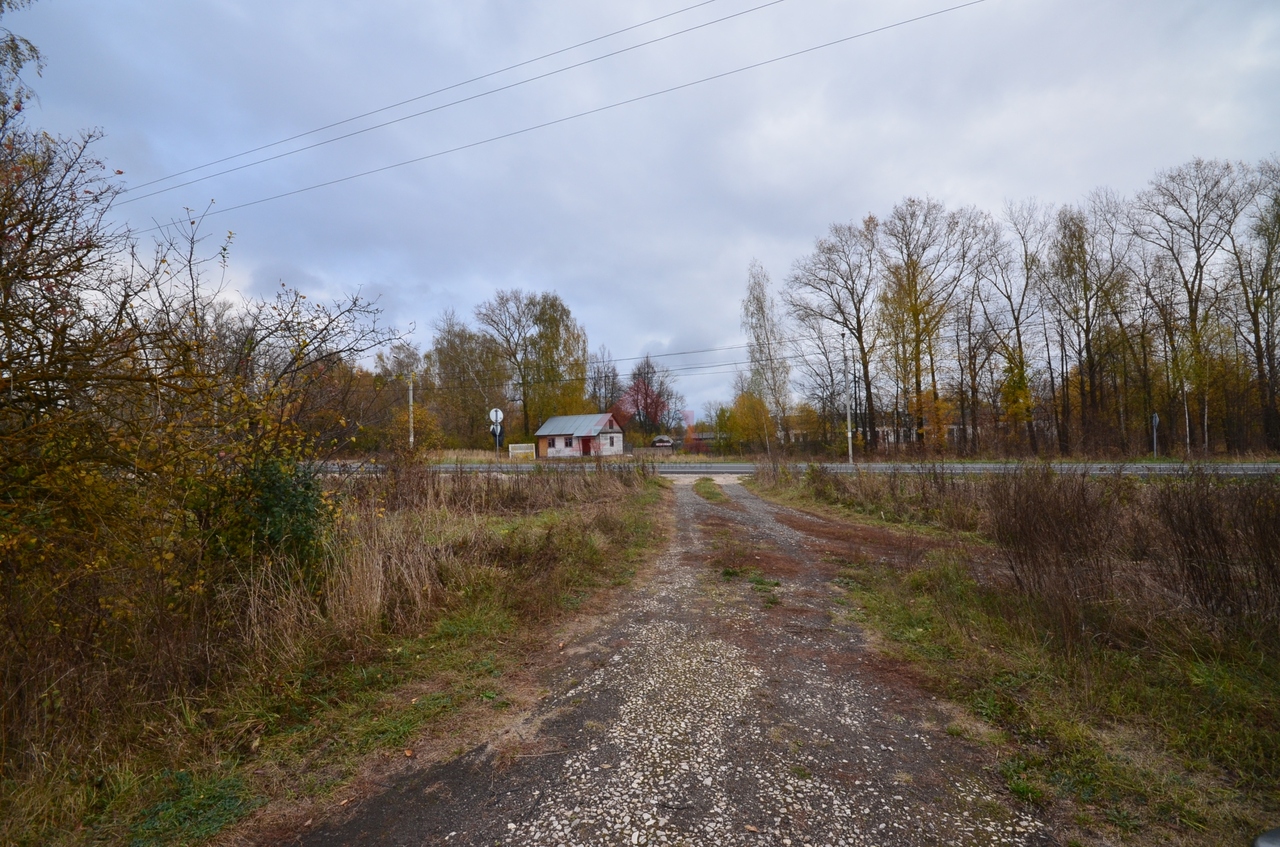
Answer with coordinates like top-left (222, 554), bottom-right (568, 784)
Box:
top-left (280, 478), bottom-right (1051, 846)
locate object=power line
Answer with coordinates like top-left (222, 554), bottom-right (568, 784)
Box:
top-left (119, 0), bottom-right (793, 206)
top-left (135, 0), bottom-right (989, 232)
top-left (422, 312), bottom-right (1039, 396)
top-left (123, 0), bottom-right (731, 194)
top-left (427, 337), bottom-right (845, 396)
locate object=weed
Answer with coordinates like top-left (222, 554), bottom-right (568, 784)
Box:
top-left (129, 771), bottom-right (261, 847)
top-left (693, 477), bottom-right (729, 503)
top-left (999, 757), bottom-right (1046, 805)
top-left (973, 691), bottom-right (1004, 722)
top-left (1104, 806), bottom-right (1143, 832)
top-left (790, 765), bottom-right (812, 780)
top-left (749, 575), bottom-right (781, 592)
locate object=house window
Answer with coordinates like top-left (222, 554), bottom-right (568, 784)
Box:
top-left (609, 436), bottom-right (615, 447)
top-left (565, 436), bottom-right (573, 447)
top-left (548, 436), bottom-right (556, 448)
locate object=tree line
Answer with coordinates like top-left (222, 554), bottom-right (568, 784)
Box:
top-left (372, 293), bottom-right (686, 451)
top-left (715, 157), bottom-right (1280, 458)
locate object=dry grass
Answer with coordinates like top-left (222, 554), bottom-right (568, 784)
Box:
top-left (0, 464), bottom-right (662, 846)
top-left (752, 464), bottom-right (1280, 845)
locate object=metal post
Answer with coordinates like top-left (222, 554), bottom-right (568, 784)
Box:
top-left (408, 371), bottom-right (415, 451)
top-left (842, 331), bottom-right (853, 464)
top-left (489, 408), bottom-right (504, 463)
top-left (1152, 412), bottom-right (1159, 458)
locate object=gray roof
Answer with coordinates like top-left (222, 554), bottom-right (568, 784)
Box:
top-left (535, 414), bottom-right (622, 438)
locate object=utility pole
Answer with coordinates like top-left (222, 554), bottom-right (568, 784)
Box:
top-left (407, 371), bottom-right (415, 452)
top-left (842, 331), bottom-right (853, 464)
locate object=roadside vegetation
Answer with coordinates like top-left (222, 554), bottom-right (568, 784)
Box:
top-left (1, 464), bottom-right (663, 845)
top-left (0, 6), bottom-right (672, 843)
top-left (751, 463), bottom-right (1279, 846)
top-left (692, 476), bottom-right (729, 503)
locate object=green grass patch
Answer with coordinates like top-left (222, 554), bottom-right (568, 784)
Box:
top-left (717, 557), bottom-right (783, 609)
top-left (129, 770), bottom-right (261, 847)
top-left (693, 477), bottom-right (729, 503)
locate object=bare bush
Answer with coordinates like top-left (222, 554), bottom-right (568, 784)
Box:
top-left (983, 468), bottom-right (1122, 644)
top-left (1152, 473), bottom-right (1280, 621)
top-left (780, 463), bottom-right (1279, 643)
top-left (793, 463), bottom-right (980, 531)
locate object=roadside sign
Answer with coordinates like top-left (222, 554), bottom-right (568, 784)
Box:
top-left (489, 408), bottom-right (504, 424)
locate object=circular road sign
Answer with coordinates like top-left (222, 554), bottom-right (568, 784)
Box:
top-left (489, 408), bottom-right (504, 424)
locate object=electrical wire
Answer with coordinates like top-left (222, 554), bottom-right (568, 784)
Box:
top-left (134, 0), bottom-right (989, 232)
top-left (118, 0), bottom-right (794, 206)
top-left (424, 335), bottom-right (849, 395)
top-left (123, 0), bottom-right (732, 193)
top-left (419, 308), bottom-right (1041, 396)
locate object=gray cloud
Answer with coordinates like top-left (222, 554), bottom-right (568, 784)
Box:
top-left (9, 0), bottom-right (1279, 409)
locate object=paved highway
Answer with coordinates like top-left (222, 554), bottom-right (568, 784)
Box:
top-left (319, 460), bottom-right (1280, 477)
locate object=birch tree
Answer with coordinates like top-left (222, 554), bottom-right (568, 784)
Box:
top-left (741, 260), bottom-right (791, 453)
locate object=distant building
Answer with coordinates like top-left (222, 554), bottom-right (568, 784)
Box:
top-left (534, 413), bottom-right (625, 458)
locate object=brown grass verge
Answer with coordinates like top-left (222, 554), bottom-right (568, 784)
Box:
top-left (749, 464), bottom-right (1279, 846)
top-left (0, 465), bottom-right (666, 846)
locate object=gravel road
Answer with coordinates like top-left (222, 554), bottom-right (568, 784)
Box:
top-left (287, 477), bottom-right (1052, 846)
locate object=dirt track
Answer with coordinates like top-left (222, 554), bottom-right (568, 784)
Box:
top-left (283, 477), bottom-right (1052, 846)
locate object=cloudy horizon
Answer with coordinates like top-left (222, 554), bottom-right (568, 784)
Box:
top-left (8, 0), bottom-right (1278, 411)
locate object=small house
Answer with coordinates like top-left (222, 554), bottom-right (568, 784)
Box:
top-left (534, 413), bottom-right (625, 459)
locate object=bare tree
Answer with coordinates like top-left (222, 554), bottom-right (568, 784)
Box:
top-left (876, 197), bottom-right (984, 449)
top-left (586, 345), bottom-right (623, 413)
top-left (785, 218), bottom-right (881, 450)
top-left (1131, 158), bottom-right (1249, 453)
top-left (474, 289), bottom-right (588, 437)
top-left (741, 260), bottom-right (791, 453)
top-left (1044, 191), bottom-right (1132, 453)
top-left (982, 199), bottom-right (1051, 453)
top-left (617, 354), bottom-right (683, 436)
top-left (788, 309), bottom-right (844, 447)
top-left (1222, 159), bottom-right (1279, 450)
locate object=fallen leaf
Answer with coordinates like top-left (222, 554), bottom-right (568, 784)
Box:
top-left (339, 798), bottom-right (350, 806)
top-left (745, 824), bottom-right (759, 832)
top-left (405, 749), bottom-right (415, 758)
top-left (304, 819), bottom-right (313, 827)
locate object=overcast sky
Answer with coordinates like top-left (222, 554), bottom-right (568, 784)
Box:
top-left (9, 0), bottom-right (1279, 411)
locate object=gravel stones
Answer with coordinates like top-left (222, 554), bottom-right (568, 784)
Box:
top-left (292, 478), bottom-right (1050, 846)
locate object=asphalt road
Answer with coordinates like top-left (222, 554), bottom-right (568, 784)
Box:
top-left (321, 459), bottom-right (1280, 477)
